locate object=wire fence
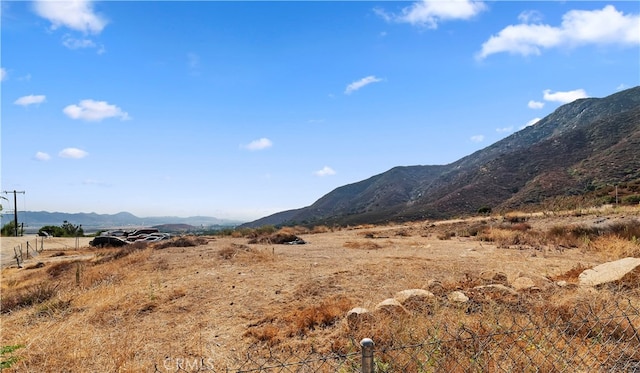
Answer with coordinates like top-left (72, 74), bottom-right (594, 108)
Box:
top-left (156, 295), bottom-right (640, 372)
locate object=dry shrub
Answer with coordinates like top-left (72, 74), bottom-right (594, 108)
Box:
top-left (437, 231), bottom-right (455, 240)
top-left (543, 290), bottom-right (640, 346)
top-left (587, 236), bottom-right (640, 260)
top-left (244, 296), bottom-right (353, 344)
top-left (285, 295), bottom-right (353, 337)
top-left (395, 229), bottom-right (412, 237)
top-left (550, 263), bottom-right (590, 283)
top-left (504, 212), bottom-right (529, 223)
top-left (34, 298), bottom-right (72, 318)
top-left (546, 222), bottom-right (640, 249)
top-left (478, 228), bottom-right (520, 246)
top-left (343, 241), bottom-right (382, 250)
top-left (1, 282), bottom-right (59, 313)
top-left (278, 226), bottom-right (309, 235)
top-left (457, 223), bottom-right (488, 237)
top-left (248, 232), bottom-right (304, 244)
top-left (244, 324), bottom-right (282, 343)
top-left (606, 220), bottom-right (640, 240)
top-left (218, 243), bottom-right (275, 262)
top-left (46, 260), bottom-right (82, 278)
top-left (218, 243), bottom-right (250, 259)
top-left (509, 222), bottom-right (531, 231)
top-left (311, 225), bottom-right (330, 234)
top-left (350, 224), bottom-right (376, 230)
top-left (94, 246), bottom-right (140, 264)
top-left (479, 227), bottom-right (543, 249)
top-left (154, 236), bottom-right (206, 249)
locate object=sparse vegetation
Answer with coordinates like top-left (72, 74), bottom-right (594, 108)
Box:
top-left (1, 207), bottom-right (638, 371)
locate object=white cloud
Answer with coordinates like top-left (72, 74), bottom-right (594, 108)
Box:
top-left (34, 152), bottom-right (51, 161)
top-left (543, 89), bottom-right (588, 104)
top-left (528, 100), bottom-right (544, 109)
top-left (242, 138), bottom-right (273, 151)
top-left (377, 0), bottom-right (486, 28)
top-left (62, 34), bottom-right (97, 49)
top-left (524, 117), bottom-right (541, 128)
top-left (477, 5), bottom-right (640, 59)
top-left (63, 99), bottom-right (130, 121)
top-left (470, 135), bottom-right (484, 143)
top-left (313, 166), bottom-right (336, 177)
top-left (0, 68), bottom-right (6, 81)
top-left (518, 10), bottom-right (543, 24)
top-left (496, 126), bottom-right (513, 133)
top-left (33, 0), bottom-right (108, 34)
top-left (345, 75), bottom-right (382, 95)
top-left (14, 94), bottom-right (46, 107)
top-left (59, 148), bottom-right (88, 159)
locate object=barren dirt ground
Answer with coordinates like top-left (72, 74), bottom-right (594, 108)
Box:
top-left (1, 210), bottom-right (638, 370)
top-left (1, 236), bottom-right (93, 268)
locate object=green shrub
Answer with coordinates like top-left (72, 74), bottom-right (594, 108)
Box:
top-left (1, 344), bottom-right (25, 369)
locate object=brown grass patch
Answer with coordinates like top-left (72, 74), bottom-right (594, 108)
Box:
top-left (343, 241), bottom-right (382, 250)
top-left (1, 282), bottom-right (59, 314)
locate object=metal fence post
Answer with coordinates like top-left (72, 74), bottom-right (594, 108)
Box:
top-left (361, 338), bottom-right (374, 373)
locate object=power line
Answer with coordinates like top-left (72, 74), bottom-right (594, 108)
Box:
top-left (3, 190), bottom-right (25, 237)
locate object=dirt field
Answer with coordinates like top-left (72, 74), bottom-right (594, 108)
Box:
top-left (1, 236), bottom-right (93, 268)
top-left (1, 208), bottom-right (639, 371)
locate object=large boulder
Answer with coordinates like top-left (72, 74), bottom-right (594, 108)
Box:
top-left (447, 291), bottom-right (469, 303)
top-left (578, 257), bottom-right (640, 288)
top-left (394, 289), bottom-right (435, 312)
top-left (374, 298), bottom-right (409, 315)
top-left (346, 307), bottom-right (373, 330)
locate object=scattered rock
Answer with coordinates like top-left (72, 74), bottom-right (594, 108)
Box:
top-left (578, 257), bottom-right (640, 288)
top-left (426, 279), bottom-right (446, 296)
top-left (512, 277), bottom-right (535, 291)
top-left (515, 272), bottom-right (553, 291)
top-left (374, 298), bottom-right (408, 315)
top-left (473, 284), bottom-right (518, 296)
top-left (394, 289), bottom-right (435, 311)
top-left (447, 291), bottom-right (469, 303)
top-left (479, 270), bottom-right (508, 285)
top-left (346, 307), bottom-right (373, 330)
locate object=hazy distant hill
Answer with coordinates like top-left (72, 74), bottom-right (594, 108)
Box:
top-left (7, 211), bottom-right (242, 230)
top-left (245, 86), bottom-right (640, 227)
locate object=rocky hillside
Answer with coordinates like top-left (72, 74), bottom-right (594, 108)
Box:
top-left (245, 86), bottom-right (640, 227)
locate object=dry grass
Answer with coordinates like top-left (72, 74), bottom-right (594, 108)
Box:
top-left (1, 208), bottom-right (639, 371)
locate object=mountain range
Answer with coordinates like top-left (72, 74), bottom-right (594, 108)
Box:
top-left (4, 211), bottom-right (241, 231)
top-left (244, 86), bottom-right (640, 228)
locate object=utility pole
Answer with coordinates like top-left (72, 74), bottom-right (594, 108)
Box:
top-left (3, 190), bottom-right (25, 237)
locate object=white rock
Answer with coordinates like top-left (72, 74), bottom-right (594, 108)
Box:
top-left (448, 291), bottom-right (469, 303)
top-left (578, 257), bottom-right (640, 287)
top-left (346, 307), bottom-right (372, 329)
top-left (374, 298), bottom-right (408, 315)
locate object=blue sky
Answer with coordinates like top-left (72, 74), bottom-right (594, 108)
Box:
top-left (1, 1), bottom-right (639, 222)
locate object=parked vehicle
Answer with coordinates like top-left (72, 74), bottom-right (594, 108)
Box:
top-left (89, 236), bottom-right (129, 248)
top-left (125, 228), bottom-right (159, 237)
